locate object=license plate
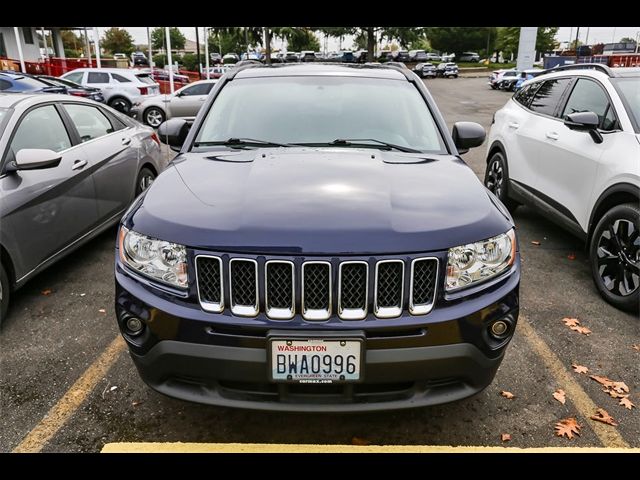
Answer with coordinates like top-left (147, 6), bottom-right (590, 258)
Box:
top-left (269, 338), bottom-right (362, 383)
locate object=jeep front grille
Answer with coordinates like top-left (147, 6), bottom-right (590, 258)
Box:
top-left (196, 256), bottom-right (439, 320)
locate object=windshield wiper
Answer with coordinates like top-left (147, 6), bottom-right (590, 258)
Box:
top-left (310, 138), bottom-right (421, 153)
top-left (193, 137), bottom-right (293, 149)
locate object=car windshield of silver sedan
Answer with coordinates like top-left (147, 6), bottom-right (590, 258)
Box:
top-left (193, 76), bottom-right (446, 153)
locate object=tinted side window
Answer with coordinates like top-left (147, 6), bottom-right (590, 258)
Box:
top-left (10, 105), bottom-right (71, 154)
top-left (0, 79), bottom-right (11, 91)
top-left (64, 71), bottom-right (84, 84)
top-left (111, 73), bottom-right (131, 83)
top-left (181, 83), bottom-right (211, 96)
top-left (64, 104), bottom-right (114, 142)
top-left (529, 78), bottom-right (572, 117)
top-left (562, 79), bottom-right (618, 131)
top-left (87, 72), bottom-right (110, 84)
top-left (514, 83), bottom-right (538, 107)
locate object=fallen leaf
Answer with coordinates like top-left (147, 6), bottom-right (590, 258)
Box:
top-left (553, 389), bottom-right (566, 405)
top-left (590, 375), bottom-right (614, 387)
top-left (632, 344), bottom-right (640, 352)
top-left (531, 240), bottom-right (541, 246)
top-left (98, 308), bottom-right (106, 314)
top-left (611, 382), bottom-right (630, 394)
top-left (619, 397), bottom-right (635, 410)
top-left (501, 433), bottom-right (511, 442)
top-left (590, 408), bottom-right (618, 426)
top-left (554, 417), bottom-right (581, 439)
top-left (572, 364), bottom-right (589, 374)
top-left (604, 389), bottom-right (627, 399)
top-left (500, 391), bottom-right (515, 399)
top-left (562, 317), bottom-right (580, 328)
top-left (351, 437), bottom-right (371, 446)
top-left (572, 325), bottom-right (592, 336)
top-left (567, 253), bottom-right (576, 260)
top-left (41, 289), bottom-right (52, 296)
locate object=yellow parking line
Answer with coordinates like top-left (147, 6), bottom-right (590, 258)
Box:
top-left (101, 442), bottom-right (639, 453)
top-left (517, 316), bottom-right (629, 448)
top-left (12, 336), bottom-right (126, 453)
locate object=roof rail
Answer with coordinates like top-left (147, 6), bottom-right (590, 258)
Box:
top-left (542, 63), bottom-right (615, 77)
top-left (226, 60), bottom-right (264, 80)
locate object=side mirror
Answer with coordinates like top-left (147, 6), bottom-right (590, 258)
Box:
top-left (564, 111), bottom-right (603, 144)
top-left (8, 149), bottom-right (62, 171)
top-left (452, 121), bottom-right (486, 154)
top-left (158, 118), bottom-right (190, 151)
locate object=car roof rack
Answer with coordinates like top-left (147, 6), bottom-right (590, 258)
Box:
top-left (542, 63), bottom-right (615, 77)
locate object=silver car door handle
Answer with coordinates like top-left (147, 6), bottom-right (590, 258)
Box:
top-left (198, 97), bottom-right (206, 101)
top-left (122, 137), bottom-right (132, 146)
top-left (546, 132), bottom-right (559, 140)
top-left (508, 122), bottom-right (520, 129)
top-left (71, 159), bottom-right (87, 170)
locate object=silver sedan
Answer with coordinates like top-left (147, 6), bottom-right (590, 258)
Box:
top-left (130, 79), bottom-right (218, 128)
top-left (0, 93), bottom-right (168, 322)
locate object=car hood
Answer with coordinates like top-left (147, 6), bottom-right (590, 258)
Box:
top-left (127, 148), bottom-right (513, 254)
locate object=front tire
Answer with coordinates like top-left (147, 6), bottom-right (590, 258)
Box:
top-left (0, 262), bottom-right (9, 327)
top-left (484, 151), bottom-right (519, 211)
top-left (144, 107), bottom-right (166, 128)
top-left (589, 203), bottom-right (640, 312)
top-left (135, 167), bottom-right (156, 196)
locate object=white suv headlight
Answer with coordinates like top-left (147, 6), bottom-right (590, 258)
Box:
top-left (118, 226), bottom-right (188, 289)
top-left (446, 229), bottom-right (516, 291)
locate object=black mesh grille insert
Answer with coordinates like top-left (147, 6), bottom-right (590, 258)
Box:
top-left (197, 257), bottom-right (221, 304)
top-left (376, 262), bottom-right (403, 308)
top-left (230, 260), bottom-right (257, 306)
top-left (266, 262), bottom-right (293, 310)
top-left (303, 263), bottom-right (330, 311)
top-left (412, 259), bottom-right (437, 306)
top-left (340, 263), bottom-right (367, 310)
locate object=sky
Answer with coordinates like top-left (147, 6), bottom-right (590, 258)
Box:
top-left (118, 27), bottom-right (640, 51)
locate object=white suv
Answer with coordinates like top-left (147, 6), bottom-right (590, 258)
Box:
top-left (60, 68), bottom-right (160, 114)
top-left (485, 65), bottom-right (640, 311)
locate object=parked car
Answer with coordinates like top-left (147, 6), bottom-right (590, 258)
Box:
top-left (441, 53), bottom-right (456, 62)
top-left (0, 93), bottom-right (167, 323)
top-left (485, 65), bottom-right (640, 311)
top-left (459, 52), bottom-right (480, 62)
top-left (425, 52), bottom-right (442, 62)
top-left (377, 50), bottom-right (394, 62)
top-left (115, 63), bottom-right (519, 411)
top-left (203, 66), bottom-right (228, 79)
top-left (283, 52), bottom-right (300, 63)
top-left (60, 68), bottom-right (160, 114)
top-left (413, 62), bottom-right (437, 78)
top-left (512, 69), bottom-right (544, 91)
top-left (488, 69), bottom-right (518, 90)
top-left (338, 50), bottom-right (355, 63)
top-left (113, 53), bottom-right (127, 60)
top-left (393, 50), bottom-right (410, 62)
top-left (0, 71), bottom-right (67, 94)
top-left (210, 52), bottom-right (222, 65)
top-left (36, 75), bottom-right (105, 102)
top-left (223, 53), bottom-right (239, 64)
top-left (300, 51), bottom-right (316, 62)
top-left (130, 79), bottom-right (218, 128)
top-left (409, 50), bottom-right (429, 62)
top-left (437, 62), bottom-right (459, 78)
top-left (131, 52), bottom-right (149, 67)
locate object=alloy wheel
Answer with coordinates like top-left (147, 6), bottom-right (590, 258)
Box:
top-left (145, 109), bottom-right (164, 128)
top-left (485, 159), bottom-right (504, 198)
top-left (596, 219), bottom-right (640, 297)
top-left (139, 174), bottom-right (154, 192)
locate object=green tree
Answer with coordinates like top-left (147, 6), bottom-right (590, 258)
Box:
top-left (101, 27), bottom-right (135, 56)
top-left (151, 27), bottom-right (186, 51)
top-left (208, 27), bottom-right (262, 57)
top-left (60, 30), bottom-right (83, 57)
top-left (317, 27), bottom-right (423, 60)
top-left (180, 53), bottom-right (198, 71)
top-left (619, 37), bottom-right (635, 43)
top-left (277, 28), bottom-right (319, 52)
top-left (497, 27), bottom-right (559, 57)
top-left (427, 27), bottom-right (496, 59)
top-left (152, 54), bottom-right (166, 68)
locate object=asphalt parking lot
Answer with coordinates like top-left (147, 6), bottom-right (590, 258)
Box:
top-left (1, 76), bottom-right (638, 453)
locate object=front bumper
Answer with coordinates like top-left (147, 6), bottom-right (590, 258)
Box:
top-left (115, 253), bottom-right (519, 412)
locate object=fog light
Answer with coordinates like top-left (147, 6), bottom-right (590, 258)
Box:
top-left (125, 317), bottom-right (144, 336)
top-left (490, 320), bottom-right (509, 338)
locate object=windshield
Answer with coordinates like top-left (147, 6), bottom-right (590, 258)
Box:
top-left (136, 74), bottom-right (156, 85)
top-left (612, 77), bottom-right (640, 133)
top-left (194, 76), bottom-right (446, 153)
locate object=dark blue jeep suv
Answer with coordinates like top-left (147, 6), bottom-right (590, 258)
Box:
top-left (115, 63), bottom-right (520, 411)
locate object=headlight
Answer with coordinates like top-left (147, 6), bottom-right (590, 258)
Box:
top-left (118, 226), bottom-right (188, 288)
top-left (446, 229), bottom-right (516, 291)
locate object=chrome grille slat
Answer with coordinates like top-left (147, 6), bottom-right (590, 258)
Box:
top-left (229, 259), bottom-right (259, 317)
top-left (374, 260), bottom-right (404, 318)
top-left (265, 261), bottom-right (294, 319)
top-left (338, 261), bottom-right (368, 320)
top-left (196, 255), bottom-right (223, 313)
top-left (302, 261), bottom-right (331, 320)
top-left (410, 258), bottom-right (438, 315)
